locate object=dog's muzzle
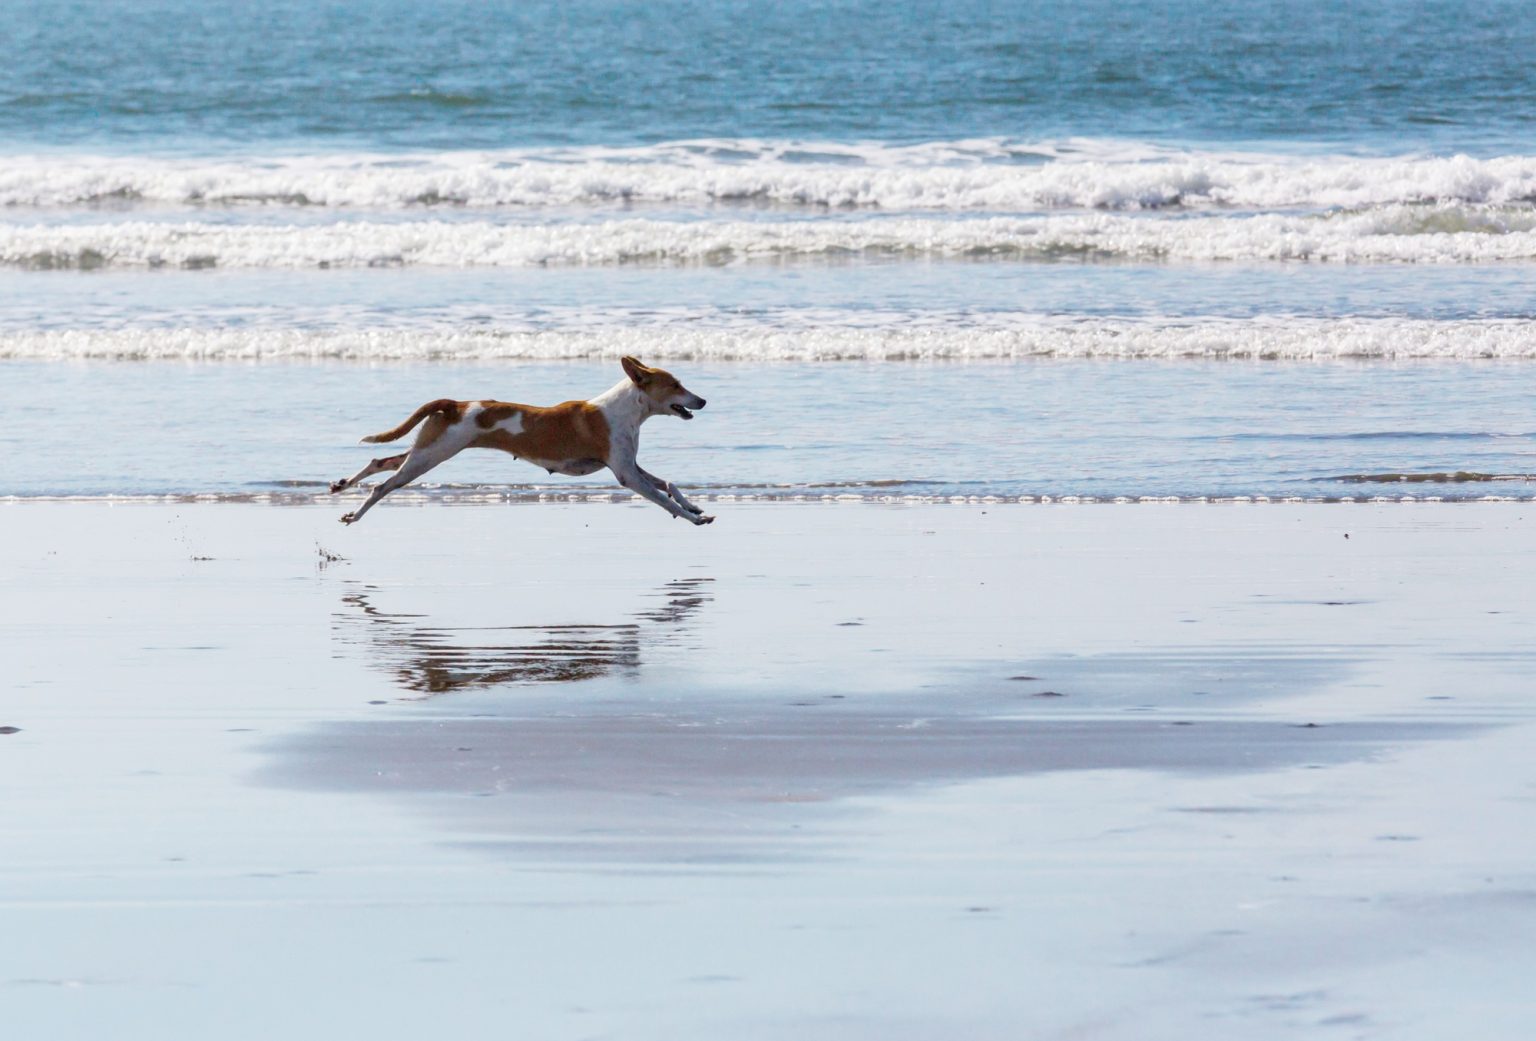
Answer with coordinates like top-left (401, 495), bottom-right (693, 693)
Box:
top-left (671, 396), bottom-right (706, 420)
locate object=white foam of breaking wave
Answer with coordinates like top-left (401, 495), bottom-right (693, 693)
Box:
top-left (4, 206), bottom-right (1536, 268)
top-left (5, 143), bottom-right (1536, 211)
top-left (5, 318), bottom-right (1533, 361)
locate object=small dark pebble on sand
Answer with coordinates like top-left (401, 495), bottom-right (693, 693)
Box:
top-left (0, 726), bottom-right (20, 735)
top-left (367, 700), bottom-right (388, 705)
top-left (1031, 691), bottom-right (1065, 698)
top-left (1008, 675), bottom-right (1039, 681)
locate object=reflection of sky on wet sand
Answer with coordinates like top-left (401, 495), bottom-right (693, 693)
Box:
top-left (276, 576), bottom-right (1459, 865)
top-left (248, 499), bottom-right (1536, 874)
top-left (276, 709), bottom-right (1457, 865)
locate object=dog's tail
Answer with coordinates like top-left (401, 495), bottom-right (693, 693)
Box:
top-left (361, 398), bottom-right (459, 444)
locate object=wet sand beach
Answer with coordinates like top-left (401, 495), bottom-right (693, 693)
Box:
top-left (3, 500), bottom-right (1535, 1039)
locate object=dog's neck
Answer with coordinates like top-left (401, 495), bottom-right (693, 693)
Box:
top-left (589, 378), bottom-right (653, 434)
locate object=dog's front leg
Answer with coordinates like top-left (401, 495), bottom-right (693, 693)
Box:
top-left (638, 466), bottom-right (705, 517)
top-left (612, 465), bottom-right (714, 525)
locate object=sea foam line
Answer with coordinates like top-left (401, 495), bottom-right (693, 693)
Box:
top-left (5, 318), bottom-right (1533, 361)
top-left (6, 490), bottom-right (1533, 506)
top-left (5, 206), bottom-right (1536, 269)
top-left (4, 144), bottom-right (1536, 211)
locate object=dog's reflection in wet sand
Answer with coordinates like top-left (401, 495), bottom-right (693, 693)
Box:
top-left (334, 577), bottom-right (714, 695)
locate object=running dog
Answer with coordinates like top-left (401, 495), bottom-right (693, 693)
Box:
top-left (330, 356), bottom-right (712, 526)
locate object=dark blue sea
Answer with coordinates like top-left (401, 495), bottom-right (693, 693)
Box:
top-left (3, 0), bottom-right (1535, 501)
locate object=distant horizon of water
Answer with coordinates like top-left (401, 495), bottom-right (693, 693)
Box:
top-left (8, 0), bottom-right (1536, 155)
top-left (5, 0), bottom-right (1536, 502)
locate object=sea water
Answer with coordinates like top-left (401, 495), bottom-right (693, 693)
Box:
top-left (4, 0), bottom-right (1535, 502)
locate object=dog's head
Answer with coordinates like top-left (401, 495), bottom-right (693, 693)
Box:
top-left (621, 356), bottom-right (707, 421)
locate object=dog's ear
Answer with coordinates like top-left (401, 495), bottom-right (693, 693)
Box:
top-left (621, 355), bottom-right (653, 386)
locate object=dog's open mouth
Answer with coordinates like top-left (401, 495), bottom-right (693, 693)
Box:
top-left (671, 404), bottom-right (694, 420)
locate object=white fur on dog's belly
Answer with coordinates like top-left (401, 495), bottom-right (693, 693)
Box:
top-left (534, 458), bottom-right (605, 476)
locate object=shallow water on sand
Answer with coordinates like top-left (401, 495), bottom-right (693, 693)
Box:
top-left (7, 357), bottom-right (1535, 503)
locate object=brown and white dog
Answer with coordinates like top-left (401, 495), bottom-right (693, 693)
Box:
top-left (330, 356), bottom-right (712, 526)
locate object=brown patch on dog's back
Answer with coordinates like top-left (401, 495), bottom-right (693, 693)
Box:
top-left (475, 404), bottom-right (521, 429)
top-left (470, 400), bottom-right (611, 464)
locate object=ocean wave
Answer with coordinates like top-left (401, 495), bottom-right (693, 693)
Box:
top-left (6, 206), bottom-right (1536, 269)
top-left (5, 317), bottom-right (1533, 361)
top-left (1333, 471), bottom-right (1536, 484)
top-left (5, 143), bottom-right (1536, 212)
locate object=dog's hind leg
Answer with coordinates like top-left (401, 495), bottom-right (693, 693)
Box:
top-left (340, 449), bottom-right (450, 525)
top-left (330, 453), bottom-right (407, 495)
top-left (340, 417), bottom-right (467, 525)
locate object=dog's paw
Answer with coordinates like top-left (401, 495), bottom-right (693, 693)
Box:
top-left (692, 513), bottom-right (715, 526)
top-left (329, 479), bottom-right (347, 494)
top-left (339, 513), bottom-right (356, 525)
